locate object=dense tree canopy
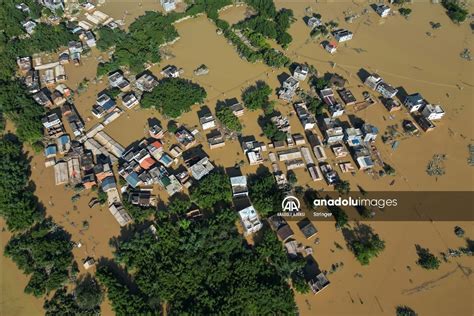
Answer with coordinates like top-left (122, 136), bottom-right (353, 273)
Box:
top-left (96, 27), bottom-right (127, 51)
top-left (263, 119), bottom-right (287, 141)
top-left (96, 266), bottom-right (156, 315)
top-left (442, 0), bottom-right (469, 23)
top-left (44, 275), bottom-right (103, 316)
top-left (216, 105), bottom-right (242, 132)
top-left (4, 219), bottom-right (75, 296)
top-left (96, 11), bottom-right (179, 74)
top-left (189, 172), bottom-right (232, 209)
top-left (0, 135), bottom-right (42, 230)
top-left (242, 81), bottom-right (272, 111)
top-left (416, 245), bottom-right (441, 270)
top-left (141, 78), bottom-right (207, 118)
top-left (248, 170), bottom-right (284, 216)
top-left (348, 225), bottom-right (386, 265)
top-left (102, 208), bottom-right (299, 315)
top-left (0, 81), bottom-right (44, 144)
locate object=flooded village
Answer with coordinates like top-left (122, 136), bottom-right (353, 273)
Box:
top-left (1, 0), bottom-right (473, 315)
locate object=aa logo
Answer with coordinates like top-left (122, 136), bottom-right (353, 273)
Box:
top-left (282, 196), bottom-right (300, 212)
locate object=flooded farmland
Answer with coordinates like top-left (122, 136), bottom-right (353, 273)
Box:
top-left (1, 0), bottom-right (473, 315)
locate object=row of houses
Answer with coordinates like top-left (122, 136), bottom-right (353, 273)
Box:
top-left (364, 73), bottom-right (445, 131)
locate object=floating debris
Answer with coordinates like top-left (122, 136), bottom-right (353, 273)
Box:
top-left (468, 144), bottom-right (474, 166)
top-left (426, 154), bottom-right (447, 176)
top-left (454, 226), bottom-right (465, 237)
top-left (194, 64), bottom-right (209, 76)
top-left (460, 48), bottom-right (472, 61)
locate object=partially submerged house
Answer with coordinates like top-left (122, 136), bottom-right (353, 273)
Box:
top-left (332, 29), bottom-right (353, 42)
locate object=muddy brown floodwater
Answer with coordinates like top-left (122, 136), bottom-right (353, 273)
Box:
top-left (1, 0), bottom-right (473, 315)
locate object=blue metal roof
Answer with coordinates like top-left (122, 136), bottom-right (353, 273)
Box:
top-left (44, 145), bottom-right (57, 156)
top-left (58, 135), bottom-right (70, 145)
top-left (126, 172), bottom-right (140, 188)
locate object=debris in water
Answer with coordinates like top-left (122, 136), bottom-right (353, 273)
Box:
top-left (468, 144), bottom-right (474, 166)
top-left (460, 48), bottom-right (472, 61)
top-left (194, 64), bottom-right (209, 76)
top-left (426, 154), bottom-right (447, 176)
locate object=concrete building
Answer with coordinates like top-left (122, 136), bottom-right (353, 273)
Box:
top-left (404, 93), bottom-right (426, 113)
top-left (239, 206), bottom-right (262, 236)
top-left (422, 104), bottom-right (445, 120)
top-left (332, 29), bottom-right (353, 42)
top-left (375, 4), bottom-right (391, 17)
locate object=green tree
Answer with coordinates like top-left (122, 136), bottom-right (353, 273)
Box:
top-left (335, 180), bottom-right (350, 195)
top-left (350, 226), bottom-right (385, 265)
top-left (415, 245), bottom-right (441, 270)
top-left (216, 106), bottom-right (242, 132)
top-left (4, 219), bottom-right (75, 296)
top-left (396, 305), bottom-right (418, 316)
top-left (0, 135), bottom-right (42, 230)
top-left (248, 171), bottom-right (283, 216)
top-left (75, 275), bottom-right (104, 312)
top-left (441, 0), bottom-right (468, 23)
top-left (263, 119), bottom-right (286, 141)
top-left (141, 78), bottom-right (207, 118)
top-left (399, 8), bottom-right (412, 17)
top-left (190, 172), bottom-right (232, 209)
top-left (242, 82), bottom-right (272, 111)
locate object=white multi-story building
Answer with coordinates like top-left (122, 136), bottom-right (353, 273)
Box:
top-left (422, 104), bottom-right (445, 121)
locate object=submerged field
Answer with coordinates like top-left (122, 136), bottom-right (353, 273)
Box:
top-left (1, 0), bottom-right (473, 315)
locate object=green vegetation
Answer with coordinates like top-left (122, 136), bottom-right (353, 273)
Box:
top-left (349, 225), bottom-right (386, 265)
top-left (0, 0), bottom-right (43, 38)
top-left (399, 8), bottom-right (412, 17)
top-left (236, 8), bottom-right (295, 49)
top-left (383, 162), bottom-right (396, 175)
top-left (335, 180), bottom-right (350, 195)
top-left (307, 98), bottom-right (324, 115)
top-left (96, 27), bottom-right (127, 51)
top-left (248, 170), bottom-right (283, 216)
top-left (100, 208), bottom-right (298, 314)
top-left (4, 219), bottom-right (75, 296)
top-left (441, 0), bottom-right (469, 23)
top-left (141, 78), bottom-right (207, 118)
top-left (242, 81), bottom-right (273, 111)
top-left (216, 106), bottom-right (242, 132)
top-left (189, 172), bottom-right (232, 209)
top-left (96, 266), bottom-right (155, 315)
top-left (97, 187), bottom-right (108, 205)
top-left (287, 170), bottom-right (297, 185)
top-left (416, 245), bottom-right (441, 270)
top-left (122, 194), bottom-right (155, 223)
top-left (167, 196), bottom-right (192, 216)
top-left (44, 275), bottom-right (103, 315)
top-left (0, 81), bottom-right (44, 144)
top-left (104, 87), bottom-right (121, 99)
top-left (396, 305), bottom-right (418, 316)
top-left (96, 11), bottom-right (179, 74)
top-left (291, 269), bottom-right (310, 294)
top-left (328, 205), bottom-right (349, 228)
top-left (0, 136), bottom-right (42, 230)
top-left (167, 120), bottom-right (178, 133)
top-left (263, 119), bottom-right (287, 141)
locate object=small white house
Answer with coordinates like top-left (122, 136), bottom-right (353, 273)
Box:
top-left (332, 29), bottom-right (353, 42)
top-left (239, 206), bottom-right (262, 236)
top-left (160, 0), bottom-right (176, 12)
top-left (199, 114), bottom-right (216, 130)
top-left (422, 104), bottom-right (445, 120)
top-left (293, 65), bottom-right (309, 81)
top-left (375, 4), bottom-right (391, 17)
top-left (324, 42), bottom-right (337, 54)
